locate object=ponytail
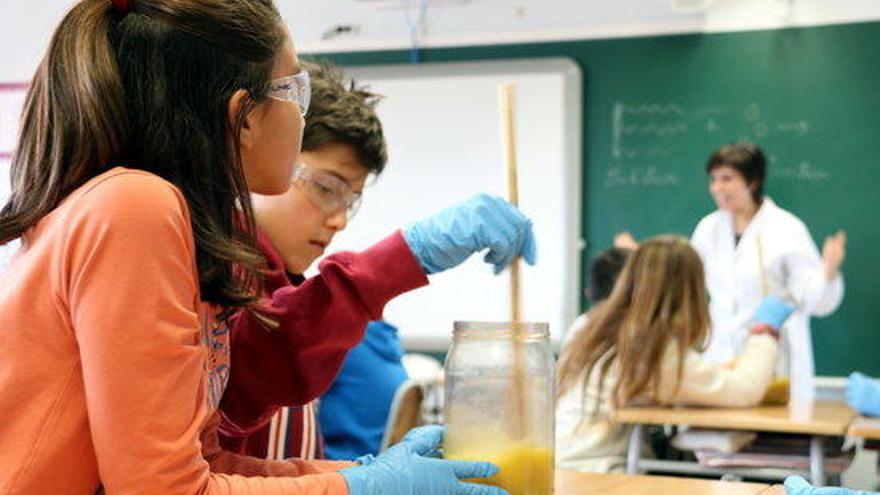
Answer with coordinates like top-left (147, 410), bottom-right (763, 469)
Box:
top-left (3, 0), bottom-right (127, 239)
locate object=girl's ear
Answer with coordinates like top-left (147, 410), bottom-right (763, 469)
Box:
top-left (228, 89), bottom-right (259, 151)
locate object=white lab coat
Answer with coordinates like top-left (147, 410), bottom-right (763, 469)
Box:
top-left (691, 197), bottom-right (844, 400)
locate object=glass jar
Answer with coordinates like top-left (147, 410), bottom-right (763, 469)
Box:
top-left (761, 327), bottom-right (791, 405)
top-left (443, 321), bottom-right (555, 495)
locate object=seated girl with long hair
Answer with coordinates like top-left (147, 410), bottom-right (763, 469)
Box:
top-left (555, 235), bottom-right (793, 473)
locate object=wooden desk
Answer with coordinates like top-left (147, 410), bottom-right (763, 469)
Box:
top-left (613, 401), bottom-right (856, 436)
top-left (555, 471), bottom-right (769, 495)
top-left (611, 401), bottom-right (856, 486)
top-left (847, 416), bottom-right (880, 440)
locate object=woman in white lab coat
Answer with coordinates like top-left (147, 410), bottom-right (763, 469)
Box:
top-left (690, 142), bottom-right (846, 400)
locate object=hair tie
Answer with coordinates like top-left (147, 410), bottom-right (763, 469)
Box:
top-left (111, 0), bottom-right (130, 15)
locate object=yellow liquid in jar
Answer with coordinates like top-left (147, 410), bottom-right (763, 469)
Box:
top-left (446, 444), bottom-right (554, 495)
top-left (760, 377), bottom-right (790, 406)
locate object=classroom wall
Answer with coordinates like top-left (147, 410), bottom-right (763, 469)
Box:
top-left (2, 4), bottom-right (878, 376)
top-left (0, 2), bottom-right (72, 82)
top-left (290, 0), bottom-right (880, 54)
top-left (5, 1), bottom-right (880, 80)
top-left (320, 21), bottom-right (880, 377)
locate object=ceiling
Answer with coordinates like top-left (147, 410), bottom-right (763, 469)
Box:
top-left (2, 0), bottom-right (880, 80)
top-left (275, 0), bottom-right (880, 53)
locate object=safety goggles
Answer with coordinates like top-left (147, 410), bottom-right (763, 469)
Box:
top-left (292, 164), bottom-right (363, 220)
top-left (266, 69), bottom-right (311, 116)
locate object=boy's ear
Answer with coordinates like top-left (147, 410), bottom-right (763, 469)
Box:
top-left (228, 89), bottom-right (258, 151)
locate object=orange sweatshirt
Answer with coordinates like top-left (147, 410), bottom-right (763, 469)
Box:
top-left (0, 168), bottom-right (348, 495)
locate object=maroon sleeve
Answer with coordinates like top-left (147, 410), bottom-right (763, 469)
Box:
top-left (218, 230), bottom-right (428, 436)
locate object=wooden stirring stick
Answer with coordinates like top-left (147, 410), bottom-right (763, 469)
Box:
top-left (498, 83), bottom-right (527, 439)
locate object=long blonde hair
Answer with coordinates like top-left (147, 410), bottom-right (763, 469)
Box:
top-left (557, 235), bottom-right (710, 411)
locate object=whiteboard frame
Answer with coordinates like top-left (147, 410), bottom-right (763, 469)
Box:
top-left (346, 58), bottom-right (583, 351)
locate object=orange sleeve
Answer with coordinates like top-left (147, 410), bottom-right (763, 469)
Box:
top-left (64, 172), bottom-right (348, 495)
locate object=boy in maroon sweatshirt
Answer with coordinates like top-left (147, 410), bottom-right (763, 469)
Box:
top-left (217, 62), bottom-right (537, 461)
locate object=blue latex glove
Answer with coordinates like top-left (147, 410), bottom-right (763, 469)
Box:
top-left (847, 372), bottom-right (880, 417)
top-left (753, 295), bottom-right (796, 330)
top-left (404, 194), bottom-right (537, 275)
top-left (341, 425), bottom-right (508, 495)
top-left (784, 476), bottom-right (872, 495)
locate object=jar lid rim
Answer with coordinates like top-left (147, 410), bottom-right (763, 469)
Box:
top-left (452, 320), bottom-right (549, 337)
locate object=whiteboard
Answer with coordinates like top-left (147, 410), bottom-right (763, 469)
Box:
top-left (309, 58), bottom-right (583, 351)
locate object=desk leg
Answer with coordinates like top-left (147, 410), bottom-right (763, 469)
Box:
top-left (626, 423), bottom-right (643, 475)
top-left (809, 436), bottom-right (826, 486)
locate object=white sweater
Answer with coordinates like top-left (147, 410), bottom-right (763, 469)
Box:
top-left (555, 332), bottom-right (778, 473)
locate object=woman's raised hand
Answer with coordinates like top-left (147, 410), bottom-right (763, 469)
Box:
top-left (613, 232), bottom-right (639, 250)
top-left (822, 230), bottom-right (847, 280)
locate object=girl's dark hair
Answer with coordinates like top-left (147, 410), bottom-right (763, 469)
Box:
top-left (705, 141), bottom-right (766, 204)
top-left (1, 0), bottom-right (286, 309)
top-left (586, 247), bottom-right (631, 303)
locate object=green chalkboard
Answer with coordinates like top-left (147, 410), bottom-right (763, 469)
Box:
top-left (318, 21), bottom-right (880, 376)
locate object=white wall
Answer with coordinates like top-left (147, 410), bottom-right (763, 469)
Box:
top-left (4, 0), bottom-right (880, 82)
top-left (286, 0), bottom-right (880, 54)
top-left (0, 2), bottom-right (73, 81)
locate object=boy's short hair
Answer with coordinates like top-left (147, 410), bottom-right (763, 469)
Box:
top-left (301, 60), bottom-right (388, 175)
top-left (586, 247), bottom-right (632, 303)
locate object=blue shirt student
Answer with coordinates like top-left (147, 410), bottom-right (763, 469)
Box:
top-left (319, 320), bottom-right (409, 460)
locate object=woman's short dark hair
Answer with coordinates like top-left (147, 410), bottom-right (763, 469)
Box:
top-left (705, 141), bottom-right (766, 204)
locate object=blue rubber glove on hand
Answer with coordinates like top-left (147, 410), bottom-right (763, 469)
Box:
top-left (847, 372), bottom-right (880, 417)
top-left (404, 194), bottom-right (537, 275)
top-left (341, 425), bottom-right (509, 495)
top-left (785, 476), bottom-right (872, 495)
top-left (753, 295), bottom-right (796, 330)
